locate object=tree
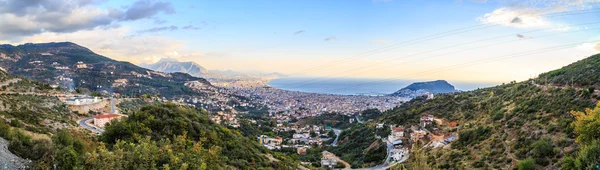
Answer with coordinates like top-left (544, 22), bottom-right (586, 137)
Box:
top-left (517, 158), bottom-right (535, 170)
top-left (55, 146), bottom-right (81, 170)
top-left (564, 103), bottom-right (600, 169)
top-left (570, 103), bottom-right (600, 143)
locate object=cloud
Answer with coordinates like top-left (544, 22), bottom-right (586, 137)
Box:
top-left (121, 0), bottom-right (175, 21)
top-left (0, 27), bottom-right (204, 65)
top-left (154, 19), bottom-right (167, 24)
top-left (516, 34), bottom-right (529, 39)
top-left (294, 30), bottom-right (305, 35)
top-left (324, 36), bottom-right (336, 41)
top-left (182, 25), bottom-right (201, 30)
top-left (478, 0), bottom-right (599, 28)
top-left (0, 0), bottom-right (175, 40)
top-left (137, 26), bottom-right (178, 33)
top-left (575, 42), bottom-right (600, 53)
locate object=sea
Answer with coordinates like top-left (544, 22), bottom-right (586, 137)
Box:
top-left (267, 77), bottom-right (498, 96)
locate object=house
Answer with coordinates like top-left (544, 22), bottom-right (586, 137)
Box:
top-left (321, 158), bottom-right (337, 169)
top-left (113, 79), bottom-right (128, 87)
top-left (293, 133), bottom-right (310, 139)
top-left (420, 115), bottom-right (434, 127)
top-left (93, 114), bottom-right (124, 128)
top-left (444, 134), bottom-right (458, 143)
top-left (75, 61), bottom-right (88, 69)
top-left (257, 135), bottom-right (283, 148)
top-left (427, 93), bottom-right (434, 99)
top-left (388, 125), bottom-right (404, 144)
top-left (410, 130), bottom-right (428, 142)
top-left (391, 148), bottom-right (408, 162)
top-left (297, 147), bottom-right (307, 155)
top-left (376, 123), bottom-right (385, 129)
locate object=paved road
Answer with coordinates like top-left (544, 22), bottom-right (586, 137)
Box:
top-left (78, 117), bottom-right (103, 134)
top-left (110, 97), bottom-right (116, 114)
top-left (355, 114), bottom-right (364, 124)
top-left (78, 97), bottom-right (117, 134)
top-left (331, 129), bottom-right (342, 146)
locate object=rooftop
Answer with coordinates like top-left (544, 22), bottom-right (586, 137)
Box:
top-left (94, 114), bottom-right (121, 119)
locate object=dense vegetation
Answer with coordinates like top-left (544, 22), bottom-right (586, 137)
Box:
top-left (383, 53), bottom-right (600, 169)
top-left (561, 103), bottom-right (600, 169)
top-left (384, 81), bottom-right (595, 169)
top-left (329, 124), bottom-right (386, 168)
top-left (537, 53), bottom-right (600, 86)
top-left (1, 103), bottom-right (300, 169)
top-left (296, 113), bottom-right (353, 129)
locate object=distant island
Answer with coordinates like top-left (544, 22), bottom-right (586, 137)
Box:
top-left (390, 80), bottom-right (458, 98)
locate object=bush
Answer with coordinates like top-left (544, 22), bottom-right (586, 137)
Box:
top-left (9, 119), bottom-right (22, 127)
top-left (517, 158), bottom-right (535, 170)
top-left (532, 137), bottom-right (554, 158)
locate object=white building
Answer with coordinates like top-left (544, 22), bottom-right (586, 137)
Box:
top-left (321, 158), bottom-right (337, 169)
top-left (75, 61), bottom-right (88, 69)
top-left (391, 148), bottom-right (408, 162)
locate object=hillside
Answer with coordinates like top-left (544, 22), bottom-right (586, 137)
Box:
top-left (537, 53), bottom-right (600, 86)
top-left (0, 102), bottom-right (300, 169)
top-left (377, 53), bottom-right (600, 169)
top-left (140, 58), bottom-right (209, 77)
top-left (0, 42), bottom-right (211, 98)
top-left (390, 80), bottom-right (457, 98)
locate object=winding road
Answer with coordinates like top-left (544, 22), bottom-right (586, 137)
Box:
top-left (331, 129), bottom-right (342, 146)
top-left (78, 97), bottom-right (116, 134)
top-left (77, 117), bottom-right (103, 134)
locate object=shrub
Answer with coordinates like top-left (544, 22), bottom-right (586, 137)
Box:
top-left (517, 158), bottom-right (535, 170)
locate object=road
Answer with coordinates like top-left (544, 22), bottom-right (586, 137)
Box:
top-left (329, 138), bottom-right (408, 170)
top-left (331, 129), bottom-right (342, 146)
top-left (355, 114), bottom-right (364, 124)
top-left (78, 117), bottom-right (103, 134)
top-left (78, 97), bottom-right (117, 134)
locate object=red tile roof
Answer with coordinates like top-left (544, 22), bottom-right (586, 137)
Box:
top-left (392, 127), bottom-right (404, 132)
top-left (94, 114), bottom-right (121, 119)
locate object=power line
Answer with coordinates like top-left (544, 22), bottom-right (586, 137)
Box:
top-left (285, 8), bottom-right (600, 77)
top-left (284, 22), bottom-right (600, 88)
top-left (326, 40), bottom-right (599, 93)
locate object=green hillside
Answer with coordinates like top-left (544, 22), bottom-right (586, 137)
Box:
top-left (2, 103), bottom-right (299, 169)
top-left (537, 53), bottom-right (600, 86)
top-left (377, 53), bottom-right (600, 169)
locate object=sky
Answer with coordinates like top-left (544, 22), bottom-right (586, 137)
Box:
top-left (0, 0), bottom-right (599, 85)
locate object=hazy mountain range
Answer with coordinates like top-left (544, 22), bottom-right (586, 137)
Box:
top-left (140, 58), bottom-right (286, 80)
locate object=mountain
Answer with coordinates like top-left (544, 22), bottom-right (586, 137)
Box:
top-left (367, 53), bottom-right (600, 169)
top-left (390, 80), bottom-right (457, 98)
top-left (0, 42), bottom-right (210, 98)
top-left (140, 58), bottom-right (209, 77)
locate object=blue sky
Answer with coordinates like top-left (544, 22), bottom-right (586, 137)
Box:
top-left (1, 0), bottom-right (599, 84)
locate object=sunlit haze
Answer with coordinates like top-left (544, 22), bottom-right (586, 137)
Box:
top-left (1, 0), bottom-right (599, 84)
